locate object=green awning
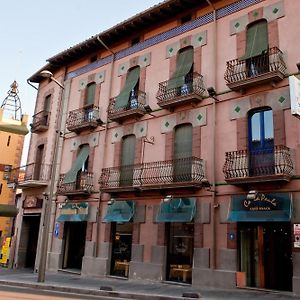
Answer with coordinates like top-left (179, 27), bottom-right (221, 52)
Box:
top-left (57, 202), bottom-right (89, 222)
top-left (243, 20), bottom-right (268, 60)
top-left (0, 204), bottom-right (18, 217)
top-left (168, 47), bottom-right (193, 90)
top-left (228, 193), bottom-right (291, 222)
top-left (103, 201), bottom-right (135, 223)
top-left (115, 67), bottom-right (140, 109)
top-left (57, 213), bottom-right (88, 222)
top-left (63, 145), bottom-right (89, 184)
top-left (156, 198), bottom-right (196, 223)
top-left (0, 123), bottom-right (29, 136)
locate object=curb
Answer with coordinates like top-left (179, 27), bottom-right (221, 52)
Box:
top-left (0, 280), bottom-right (201, 300)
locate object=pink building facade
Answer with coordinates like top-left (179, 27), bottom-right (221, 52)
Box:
top-left (16, 0), bottom-right (300, 294)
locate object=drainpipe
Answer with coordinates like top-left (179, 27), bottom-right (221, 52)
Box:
top-left (95, 35), bottom-right (115, 257)
top-left (206, 0), bottom-right (218, 270)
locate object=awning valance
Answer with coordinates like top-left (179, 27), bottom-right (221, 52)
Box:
top-left (115, 67), bottom-right (140, 109)
top-left (156, 198), bottom-right (196, 223)
top-left (57, 202), bottom-right (89, 222)
top-left (228, 193), bottom-right (291, 222)
top-left (63, 145), bottom-right (89, 184)
top-left (103, 200), bottom-right (135, 223)
top-left (0, 204), bottom-right (18, 217)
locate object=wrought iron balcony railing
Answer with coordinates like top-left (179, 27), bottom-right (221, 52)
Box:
top-left (30, 110), bottom-right (50, 133)
top-left (223, 145), bottom-right (294, 184)
top-left (108, 90), bottom-right (147, 122)
top-left (57, 172), bottom-right (94, 195)
top-left (66, 105), bottom-right (102, 133)
top-left (8, 163), bottom-right (52, 188)
top-left (224, 47), bottom-right (286, 91)
top-left (156, 72), bottom-right (205, 109)
top-left (99, 157), bottom-right (206, 192)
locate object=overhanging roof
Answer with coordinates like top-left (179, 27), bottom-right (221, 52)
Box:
top-left (28, 0), bottom-right (210, 83)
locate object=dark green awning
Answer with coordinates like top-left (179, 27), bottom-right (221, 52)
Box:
top-left (63, 145), bottom-right (89, 184)
top-left (0, 123), bottom-right (29, 136)
top-left (156, 198), bottom-right (196, 223)
top-left (103, 201), bottom-right (135, 223)
top-left (57, 202), bottom-right (89, 222)
top-left (0, 204), bottom-right (18, 217)
top-left (168, 47), bottom-right (193, 89)
top-left (228, 193), bottom-right (291, 222)
top-left (115, 67), bottom-right (140, 109)
top-left (243, 20), bottom-right (268, 60)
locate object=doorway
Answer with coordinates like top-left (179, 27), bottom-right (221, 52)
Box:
top-left (62, 222), bottom-right (86, 271)
top-left (166, 223), bottom-right (194, 284)
top-left (238, 222), bottom-right (292, 291)
top-left (110, 223), bottom-right (133, 277)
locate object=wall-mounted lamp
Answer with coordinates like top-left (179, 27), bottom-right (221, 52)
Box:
top-left (163, 195), bottom-right (173, 203)
top-left (40, 70), bottom-right (64, 90)
top-left (207, 87), bottom-right (219, 102)
top-left (144, 104), bottom-right (153, 113)
top-left (108, 198), bottom-right (115, 206)
top-left (246, 190), bottom-right (257, 200)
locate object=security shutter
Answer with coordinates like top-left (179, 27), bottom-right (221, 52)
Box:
top-left (86, 83), bottom-right (96, 105)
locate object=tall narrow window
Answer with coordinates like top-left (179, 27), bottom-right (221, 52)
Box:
top-left (33, 144), bottom-right (44, 180)
top-left (7, 136), bottom-right (11, 146)
top-left (248, 108), bottom-right (274, 176)
top-left (85, 82), bottom-right (96, 106)
top-left (0, 183), bottom-right (2, 194)
top-left (244, 19), bottom-right (269, 76)
top-left (115, 66), bottom-right (140, 110)
top-left (43, 95), bottom-right (51, 126)
top-left (174, 124), bottom-right (193, 181)
top-left (120, 135), bottom-right (136, 186)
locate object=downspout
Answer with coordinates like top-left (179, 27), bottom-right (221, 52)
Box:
top-left (95, 35), bottom-right (115, 257)
top-left (206, 0), bottom-right (218, 270)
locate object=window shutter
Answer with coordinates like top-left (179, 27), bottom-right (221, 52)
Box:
top-left (243, 20), bottom-right (268, 60)
top-left (64, 145), bottom-right (89, 184)
top-left (120, 135), bottom-right (136, 186)
top-left (168, 47), bottom-right (194, 89)
top-left (86, 83), bottom-right (96, 105)
top-left (115, 67), bottom-right (140, 109)
top-left (174, 124), bottom-right (193, 160)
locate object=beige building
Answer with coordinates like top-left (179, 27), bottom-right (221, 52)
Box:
top-left (14, 0), bottom-right (300, 294)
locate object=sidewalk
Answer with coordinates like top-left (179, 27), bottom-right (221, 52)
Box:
top-left (0, 268), bottom-right (298, 300)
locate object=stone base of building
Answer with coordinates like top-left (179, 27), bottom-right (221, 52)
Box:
top-left (192, 268), bottom-right (236, 289)
top-left (48, 252), bottom-right (62, 271)
top-left (130, 261), bottom-right (164, 281)
top-left (81, 256), bottom-right (109, 277)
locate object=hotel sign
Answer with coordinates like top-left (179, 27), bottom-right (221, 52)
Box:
top-left (289, 75), bottom-right (300, 118)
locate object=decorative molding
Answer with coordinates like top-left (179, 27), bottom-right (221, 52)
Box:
top-left (88, 133), bottom-right (99, 147)
top-left (138, 53), bottom-right (151, 68)
top-left (78, 78), bottom-right (88, 91)
top-left (118, 61), bottom-right (130, 76)
top-left (230, 98), bottom-right (251, 120)
top-left (192, 30), bottom-right (207, 48)
top-left (111, 127), bottom-right (124, 143)
top-left (95, 70), bottom-right (106, 84)
top-left (230, 15), bottom-right (249, 35)
top-left (166, 41), bottom-right (180, 58)
top-left (161, 115), bottom-right (177, 133)
top-left (190, 107), bottom-right (207, 127)
top-left (134, 121), bottom-right (148, 138)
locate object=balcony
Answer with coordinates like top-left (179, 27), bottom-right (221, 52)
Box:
top-left (108, 91), bottom-right (147, 123)
top-left (8, 163), bottom-right (52, 188)
top-left (99, 157), bottom-right (206, 193)
top-left (224, 47), bottom-right (286, 91)
top-left (30, 111), bottom-right (50, 133)
top-left (156, 72), bottom-right (205, 110)
top-left (57, 172), bottom-right (94, 196)
top-left (66, 105), bottom-right (102, 133)
top-left (223, 145), bottom-right (294, 184)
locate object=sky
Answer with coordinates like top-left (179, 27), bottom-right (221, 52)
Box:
top-left (0, 0), bottom-right (160, 164)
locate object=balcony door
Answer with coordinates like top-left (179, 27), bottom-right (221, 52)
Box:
top-left (248, 108), bottom-right (274, 176)
top-left (33, 144), bottom-right (44, 180)
top-left (120, 135), bottom-right (136, 187)
top-left (174, 124), bottom-right (192, 182)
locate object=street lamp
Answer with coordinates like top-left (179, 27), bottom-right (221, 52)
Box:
top-left (37, 70), bottom-right (64, 282)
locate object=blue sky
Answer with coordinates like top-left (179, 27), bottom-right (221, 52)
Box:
top-left (0, 0), bottom-right (160, 164)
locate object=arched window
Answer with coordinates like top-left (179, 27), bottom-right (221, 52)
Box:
top-left (248, 108), bottom-right (274, 176)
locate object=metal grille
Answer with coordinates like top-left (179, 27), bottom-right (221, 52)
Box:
top-left (57, 172), bottom-right (94, 194)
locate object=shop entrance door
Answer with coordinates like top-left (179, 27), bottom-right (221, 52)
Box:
top-left (62, 221), bottom-right (86, 271)
top-left (238, 222), bottom-right (292, 291)
top-left (166, 223), bottom-right (194, 284)
top-left (110, 223), bottom-right (133, 277)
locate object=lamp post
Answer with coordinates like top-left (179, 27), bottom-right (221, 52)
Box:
top-left (37, 70), bottom-right (64, 282)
